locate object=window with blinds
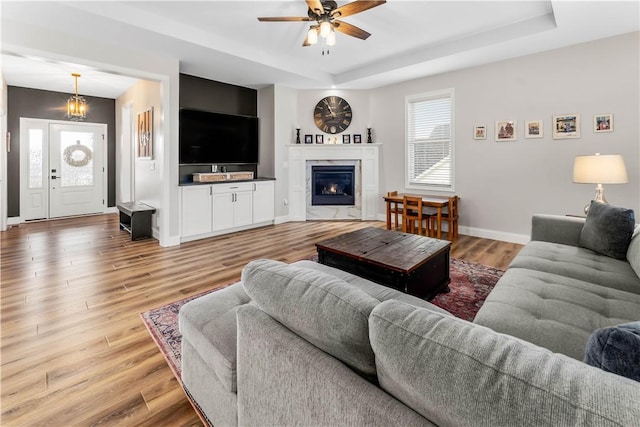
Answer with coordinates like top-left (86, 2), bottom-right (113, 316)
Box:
top-left (406, 89), bottom-right (454, 190)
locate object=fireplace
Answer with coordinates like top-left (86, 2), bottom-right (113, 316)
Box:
top-left (311, 165), bottom-right (355, 206)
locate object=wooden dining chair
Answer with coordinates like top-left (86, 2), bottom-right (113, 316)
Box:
top-left (430, 195), bottom-right (459, 240)
top-left (402, 195), bottom-right (429, 236)
top-left (387, 191), bottom-right (403, 230)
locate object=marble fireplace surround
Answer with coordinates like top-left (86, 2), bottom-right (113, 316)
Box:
top-left (288, 144), bottom-right (380, 221)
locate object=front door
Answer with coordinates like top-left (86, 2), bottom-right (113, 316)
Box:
top-left (20, 119), bottom-right (106, 220)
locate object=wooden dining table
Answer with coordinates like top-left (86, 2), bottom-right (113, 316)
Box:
top-left (383, 193), bottom-right (451, 239)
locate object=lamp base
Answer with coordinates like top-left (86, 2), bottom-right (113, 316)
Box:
top-left (584, 184), bottom-right (608, 215)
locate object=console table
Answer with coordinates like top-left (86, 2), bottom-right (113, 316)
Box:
top-left (117, 202), bottom-right (156, 240)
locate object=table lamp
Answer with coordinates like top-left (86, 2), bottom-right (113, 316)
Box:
top-left (573, 153), bottom-right (628, 214)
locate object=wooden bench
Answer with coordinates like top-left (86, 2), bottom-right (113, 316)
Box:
top-left (117, 202), bottom-right (156, 240)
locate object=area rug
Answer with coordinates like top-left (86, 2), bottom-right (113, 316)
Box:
top-left (140, 258), bottom-right (504, 384)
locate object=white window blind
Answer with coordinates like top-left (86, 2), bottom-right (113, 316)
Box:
top-left (406, 89), bottom-right (454, 190)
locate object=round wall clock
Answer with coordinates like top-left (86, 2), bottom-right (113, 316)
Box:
top-left (314, 96), bottom-right (352, 134)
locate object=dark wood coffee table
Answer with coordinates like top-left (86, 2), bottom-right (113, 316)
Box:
top-left (316, 227), bottom-right (451, 300)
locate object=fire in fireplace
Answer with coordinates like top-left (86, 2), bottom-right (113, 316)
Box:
top-left (311, 165), bottom-right (355, 206)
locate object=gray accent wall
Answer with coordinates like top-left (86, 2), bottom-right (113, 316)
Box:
top-left (6, 86), bottom-right (116, 217)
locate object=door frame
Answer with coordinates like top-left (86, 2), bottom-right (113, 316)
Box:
top-left (19, 117), bottom-right (109, 221)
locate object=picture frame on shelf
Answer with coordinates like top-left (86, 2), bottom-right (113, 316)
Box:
top-left (525, 120), bottom-right (543, 138)
top-left (305, 134), bottom-right (313, 144)
top-left (553, 114), bottom-right (580, 139)
top-left (343, 134), bottom-right (351, 144)
top-left (594, 114), bottom-right (613, 133)
top-left (473, 125), bottom-right (486, 140)
top-left (353, 134), bottom-right (362, 144)
top-left (495, 120), bottom-right (516, 142)
top-left (315, 134), bottom-right (324, 144)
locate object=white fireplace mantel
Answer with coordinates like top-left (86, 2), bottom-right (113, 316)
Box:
top-left (288, 144), bottom-right (380, 221)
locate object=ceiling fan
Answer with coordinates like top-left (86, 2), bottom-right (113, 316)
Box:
top-left (258, 0), bottom-right (386, 52)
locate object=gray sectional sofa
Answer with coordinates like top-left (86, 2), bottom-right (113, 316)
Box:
top-left (179, 213), bottom-right (640, 426)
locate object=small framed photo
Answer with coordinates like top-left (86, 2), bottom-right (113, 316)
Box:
top-left (495, 120), bottom-right (516, 142)
top-left (525, 120), bottom-right (543, 138)
top-left (304, 134), bottom-right (313, 144)
top-left (353, 134), bottom-right (362, 144)
top-left (342, 134), bottom-right (351, 144)
top-left (473, 125), bottom-right (486, 140)
top-left (594, 114), bottom-right (613, 132)
top-left (315, 134), bottom-right (324, 144)
top-left (553, 114), bottom-right (580, 139)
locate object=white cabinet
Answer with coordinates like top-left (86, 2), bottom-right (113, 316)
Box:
top-left (181, 180), bottom-right (275, 241)
top-left (212, 182), bottom-right (253, 232)
top-left (181, 185), bottom-right (213, 237)
top-left (253, 181), bottom-right (275, 223)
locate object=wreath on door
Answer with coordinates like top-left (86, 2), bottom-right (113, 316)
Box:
top-left (63, 142), bottom-right (93, 168)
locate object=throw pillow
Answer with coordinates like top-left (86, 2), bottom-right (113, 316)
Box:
top-left (579, 201), bottom-right (635, 259)
top-left (584, 321), bottom-right (640, 382)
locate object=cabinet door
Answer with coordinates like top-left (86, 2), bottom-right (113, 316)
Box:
top-left (212, 192), bottom-right (235, 231)
top-left (253, 181), bottom-right (275, 223)
top-left (181, 186), bottom-right (212, 237)
top-left (234, 191), bottom-right (254, 227)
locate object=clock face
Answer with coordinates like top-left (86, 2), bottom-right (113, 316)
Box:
top-left (314, 96), bottom-right (352, 134)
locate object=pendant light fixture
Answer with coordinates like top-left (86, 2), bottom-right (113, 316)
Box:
top-left (67, 73), bottom-right (87, 121)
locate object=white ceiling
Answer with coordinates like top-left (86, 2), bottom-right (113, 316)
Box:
top-left (1, 1), bottom-right (639, 98)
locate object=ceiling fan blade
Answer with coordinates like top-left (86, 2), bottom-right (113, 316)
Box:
top-left (331, 0), bottom-right (386, 18)
top-left (306, 0), bottom-right (324, 15)
top-left (333, 20), bottom-right (371, 40)
top-left (258, 16), bottom-right (312, 22)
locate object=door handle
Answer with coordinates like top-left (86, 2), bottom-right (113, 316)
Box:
top-left (51, 176), bottom-right (58, 180)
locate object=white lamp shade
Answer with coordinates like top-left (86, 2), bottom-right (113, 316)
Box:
top-left (573, 154), bottom-right (628, 184)
top-left (319, 20), bottom-right (331, 38)
top-left (307, 27), bottom-right (318, 45)
top-left (326, 29), bottom-right (336, 46)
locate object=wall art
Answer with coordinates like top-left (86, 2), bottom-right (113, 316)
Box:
top-left (137, 107), bottom-right (153, 159)
top-left (553, 114), bottom-right (580, 139)
top-left (525, 120), bottom-right (543, 138)
top-left (495, 120), bottom-right (516, 142)
top-left (593, 114), bottom-right (613, 133)
top-left (473, 125), bottom-right (486, 140)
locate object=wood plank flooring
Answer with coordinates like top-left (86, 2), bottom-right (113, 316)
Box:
top-left (1, 215), bottom-right (522, 426)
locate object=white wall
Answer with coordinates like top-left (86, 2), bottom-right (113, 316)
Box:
top-left (273, 85), bottom-right (297, 221)
top-left (0, 73), bottom-right (7, 231)
top-left (370, 32), bottom-right (640, 243)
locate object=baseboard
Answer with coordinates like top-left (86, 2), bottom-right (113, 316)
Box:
top-left (7, 216), bottom-right (23, 226)
top-left (274, 215), bottom-right (290, 225)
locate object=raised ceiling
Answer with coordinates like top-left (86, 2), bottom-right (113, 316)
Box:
top-left (1, 1), bottom-right (639, 98)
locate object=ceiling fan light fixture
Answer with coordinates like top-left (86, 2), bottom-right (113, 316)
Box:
top-left (307, 27), bottom-right (319, 44)
top-left (319, 20), bottom-right (332, 38)
top-left (326, 29), bottom-right (336, 46)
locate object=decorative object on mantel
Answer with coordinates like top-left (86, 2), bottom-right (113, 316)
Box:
top-left (367, 127), bottom-right (372, 143)
top-left (553, 113), bottom-right (580, 139)
top-left (257, 0), bottom-right (386, 55)
top-left (573, 153), bottom-right (628, 214)
top-left (305, 134), bottom-right (313, 144)
top-left (296, 128), bottom-right (301, 144)
top-left (353, 134), bottom-right (361, 144)
top-left (343, 134), bottom-right (351, 144)
top-left (137, 107), bottom-right (153, 159)
top-left (594, 114), bottom-right (613, 133)
top-left (315, 134), bottom-right (324, 144)
top-left (66, 73), bottom-right (87, 121)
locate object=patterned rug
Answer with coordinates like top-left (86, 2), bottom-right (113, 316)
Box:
top-left (140, 258), bottom-right (504, 382)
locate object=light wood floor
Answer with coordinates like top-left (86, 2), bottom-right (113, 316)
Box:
top-left (1, 215), bottom-right (523, 426)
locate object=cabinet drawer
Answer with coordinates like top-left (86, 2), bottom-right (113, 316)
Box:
top-left (211, 182), bottom-right (253, 194)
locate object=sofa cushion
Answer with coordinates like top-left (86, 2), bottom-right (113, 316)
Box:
top-left (473, 267), bottom-right (640, 360)
top-left (370, 300), bottom-right (640, 426)
top-left (509, 241), bottom-right (640, 295)
top-left (241, 259), bottom-right (379, 379)
top-left (580, 202), bottom-right (635, 259)
top-left (178, 282), bottom-right (251, 393)
top-left (584, 321), bottom-right (640, 382)
top-left (291, 260), bottom-right (451, 316)
top-left (627, 225), bottom-right (640, 278)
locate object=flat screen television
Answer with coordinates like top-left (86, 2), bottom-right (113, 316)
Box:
top-left (179, 108), bottom-right (259, 164)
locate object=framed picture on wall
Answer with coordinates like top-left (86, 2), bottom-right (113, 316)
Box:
top-left (473, 125), bottom-right (486, 140)
top-left (525, 120), bottom-right (543, 138)
top-left (315, 134), bottom-right (324, 144)
top-left (343, 134), bottom-right (351, 144)
top-left (593, 114), bottom-right (613, 132)
top-left (137, 107), bottom-right (153, 159)
top-left (305, 134), bottom-right (313, 144)
top-left (495, 120), bottom-right (516, 142)
top-left (553, 114), bottom-right (580, 139)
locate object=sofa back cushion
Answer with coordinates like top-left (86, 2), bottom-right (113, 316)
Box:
top-left (627, 225), bottom-right (640, 278)
top-left (241, 259), bottom-right (379, 379)
top-left (579, 202), bottom-right (635, 259)
top-left (369, 300), bottom-right (640, 426)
